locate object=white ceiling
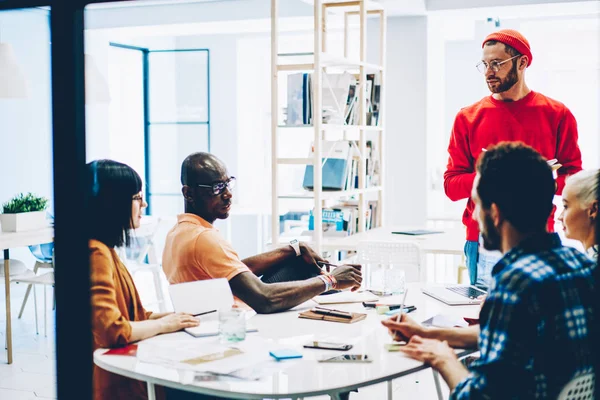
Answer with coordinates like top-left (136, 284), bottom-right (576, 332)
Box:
top-left (84, 0), bottom-right (599, 37)
top-left (87, 0), bottom-right (599, 16)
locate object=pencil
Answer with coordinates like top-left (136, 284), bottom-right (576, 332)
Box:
top-left (396, 289), bottom-right (408, 323)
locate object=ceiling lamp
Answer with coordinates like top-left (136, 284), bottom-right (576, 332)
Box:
top-left (0, 42), bottom-right (28, 99)
top-left (85, 54), bottom-right (111, 104)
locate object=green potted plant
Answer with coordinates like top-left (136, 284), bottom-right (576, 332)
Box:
top-left (0, 193), bottom-right (49, 232)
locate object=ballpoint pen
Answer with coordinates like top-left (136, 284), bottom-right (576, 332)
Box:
top-left (396, 289), bottom-right (408, 323)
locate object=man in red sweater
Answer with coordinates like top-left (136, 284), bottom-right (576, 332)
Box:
top-left (444, 29), bottom-right (582, 289)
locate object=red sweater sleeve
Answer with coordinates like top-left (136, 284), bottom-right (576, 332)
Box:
top-left (554, 108), bottom-right (583, 195)
top-left (444, 112), bottom-right (476, 201)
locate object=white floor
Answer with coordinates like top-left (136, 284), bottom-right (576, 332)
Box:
top-left (0, 271), bottom-right (450, 400)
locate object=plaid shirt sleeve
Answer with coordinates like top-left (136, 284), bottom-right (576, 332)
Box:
top-left (450, 261), bottom-right (540, 399)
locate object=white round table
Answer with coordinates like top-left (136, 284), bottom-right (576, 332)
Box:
top-left (94, 285), bottom-right (479, 399)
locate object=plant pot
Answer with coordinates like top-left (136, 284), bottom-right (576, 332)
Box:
top-left (0, 211), bottom-right (48, 233)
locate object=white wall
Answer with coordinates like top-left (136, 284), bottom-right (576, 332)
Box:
top-left (0, 9), bottom-right (52, 264)
top-left (380, 17), bottom-right (429, 227)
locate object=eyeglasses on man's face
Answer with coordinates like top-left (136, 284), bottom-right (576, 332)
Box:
top-left (476, 54), bottom-right (521, 74)
top-left (196, 176), bottom-right (236, 196)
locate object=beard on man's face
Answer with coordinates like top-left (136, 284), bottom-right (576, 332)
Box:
top-left (487, 59), bottom-right (519, 94)
top-left (481, 213), bottom-right (502, 251)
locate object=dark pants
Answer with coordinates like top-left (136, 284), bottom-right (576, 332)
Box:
top-left (260, 256), bottom-right (320, 283)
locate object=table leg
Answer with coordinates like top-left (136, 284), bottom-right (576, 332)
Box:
top-left (4, 250), bottom-right (13, 364)
top-left (433, 370), bottom-right (443, 400)
top-left (387, 380), bottom-right (393, 400)
top-left (147, 382), bottom-right (156, 400)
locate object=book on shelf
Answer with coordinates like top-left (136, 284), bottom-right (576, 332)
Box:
top-left (286, 73), bottom-right (312, 125)
top-left (284, 72), bottom-right (381, 126)
top-left (303, 140), bottom-right (352, 190)
top-left (302, 139), bottom-right (380, 192)
top-left (305, 201), bottom-right (379, 237)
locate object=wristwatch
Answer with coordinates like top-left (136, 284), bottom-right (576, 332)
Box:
top-left (289, 239), bottom-right (301, 257)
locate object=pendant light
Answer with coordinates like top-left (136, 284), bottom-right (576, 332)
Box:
top-left (85, 54), bottom-right (111, 104)
top-left (0, 42), bottom-right (28, 99)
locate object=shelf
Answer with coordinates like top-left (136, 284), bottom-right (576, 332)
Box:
top-left (278, 186), bottom-right (382, 199)
top-left (272, 0), bottom-right (386, 253)
top-left (277, 54), bottom-right (383, 72)
top-left (277, 124), bottom-right (382, 132)
top-left (277, 158), bottom-right (314, 165)
top-left (274, 233), bottom-right (366, 252)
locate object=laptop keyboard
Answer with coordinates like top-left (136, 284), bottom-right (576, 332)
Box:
top-left (446, 286), bottom-right (486, 299)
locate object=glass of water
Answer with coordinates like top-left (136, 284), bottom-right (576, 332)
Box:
top-left (219, 308), bottom-right (246, 343)
top-left (384, 266), bottom-right (406, 295)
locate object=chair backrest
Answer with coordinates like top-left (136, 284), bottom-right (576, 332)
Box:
top-left (120, 216), bottom-right (161, 264)
top-left (28, 243), bottom-right (54, 263)
top-left (358, 240), bottom-right (423, 287)
top-left (558, 372), bottom-right (595, 400)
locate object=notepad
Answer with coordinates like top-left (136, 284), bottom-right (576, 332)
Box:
top-left (421, 314), bottom-right (468, 328)
top-left (299, 309), bottom-right (367, 324)
top-left (313, 291), bottom-right (379, 305)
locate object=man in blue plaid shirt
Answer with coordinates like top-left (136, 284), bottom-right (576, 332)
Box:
top-left (383, 142), bottom-right (596, 398)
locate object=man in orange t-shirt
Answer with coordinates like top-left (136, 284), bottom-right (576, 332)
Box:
top-left (163, 152), bottom-right (363, 313)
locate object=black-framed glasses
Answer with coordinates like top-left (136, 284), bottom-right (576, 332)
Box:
top-left (476, 54), bottom-right (521, 74)
top-left (196, 176), bottom-right (236, 196)
top-left (132, 193), bottom-right (144, 203)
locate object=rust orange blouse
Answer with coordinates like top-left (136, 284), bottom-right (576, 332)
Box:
top-left (90, 239), bottom-right (163, 400)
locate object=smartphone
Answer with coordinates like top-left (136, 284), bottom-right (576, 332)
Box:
top-left (318, 354), bottom-right (371, 363)
top-left (303, 341), bottom-right (353, 351)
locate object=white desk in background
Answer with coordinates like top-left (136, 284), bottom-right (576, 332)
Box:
top-left (320, 226), bottom-right (466, 256)
top-left (94, 284), bottom-right (478, 400)
top-left (0, 227), bottom-right (54, 364)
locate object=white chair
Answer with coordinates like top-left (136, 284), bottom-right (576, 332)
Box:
top-left (558, 372), bottom-right (595, 400)
top-left (18, 243), bottom-right (55, 319)
top-left (358, 240), bottom-right (424, 293)
top-left (119, 217), bottom-right (168, 312)
top-left (11, 271), bottom-right (54, 337)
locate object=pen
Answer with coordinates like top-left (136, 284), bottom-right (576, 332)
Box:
top-left (363, 302), bottom-right (414, 310)
top-left (396, 289), bottom-right (408, 323)
top-left (317, 261), bottom-right (340, 268)
top-left (314, 306), bottom-right (353, 319)
top-left (193, 309), bottom-right (217, 318)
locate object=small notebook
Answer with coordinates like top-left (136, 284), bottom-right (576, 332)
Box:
top-left (299, 310), bottom-right (367, 324)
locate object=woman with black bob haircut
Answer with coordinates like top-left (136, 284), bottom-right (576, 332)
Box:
top-left (88, 160), bottom-right (199, 400)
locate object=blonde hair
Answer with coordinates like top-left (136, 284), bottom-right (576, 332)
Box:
top-left (565, 169), bottom-right (600, 208)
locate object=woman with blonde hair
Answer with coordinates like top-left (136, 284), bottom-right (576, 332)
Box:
top-left (558, 169), bottom-right (599, 261)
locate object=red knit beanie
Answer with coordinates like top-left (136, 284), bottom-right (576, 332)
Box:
top-left (483, 29), bottom-right (532, 67)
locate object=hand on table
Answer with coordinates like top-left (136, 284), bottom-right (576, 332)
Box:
top-left (381, 313), bottom-right (426, 342)
top-left (399, 335), bottom-right (458, 369)
top-left (158, 312), bottom-right (199, 334)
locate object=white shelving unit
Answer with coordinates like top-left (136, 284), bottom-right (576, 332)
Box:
top-left (271, 0), bottom-right (386, 253)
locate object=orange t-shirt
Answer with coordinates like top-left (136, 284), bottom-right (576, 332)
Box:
top-left (162, 214), bottom-right (251, 305)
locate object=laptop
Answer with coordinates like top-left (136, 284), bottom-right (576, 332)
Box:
top-left (421, 285), bottom-right (487, 306)
top-left (168, 279), bottom-right (258, 338)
